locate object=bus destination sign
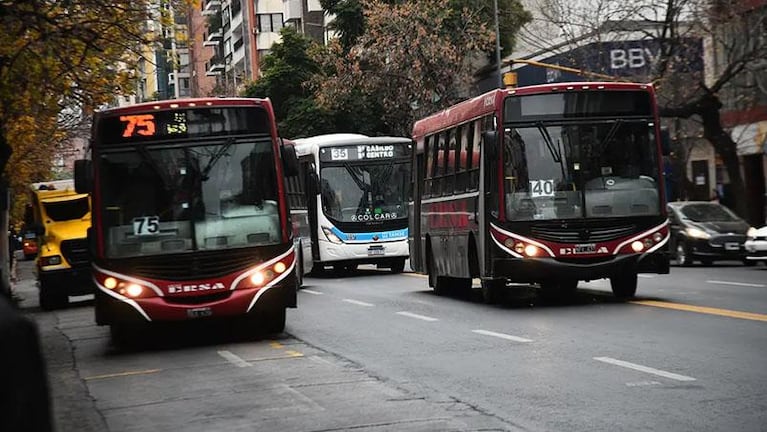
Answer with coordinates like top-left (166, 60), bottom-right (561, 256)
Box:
top-left (322, 144), bottom-right (408, 162)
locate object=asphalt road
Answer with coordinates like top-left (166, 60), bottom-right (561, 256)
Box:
top-left (11, 258), bottom-right (767, 431)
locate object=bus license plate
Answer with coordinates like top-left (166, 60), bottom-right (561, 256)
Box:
top-left (368, 247), bottom-right (385, 256)
top-left (725, 242), bottom-right (740, 250)
top-left (187, 307), bottom-right (213, 318)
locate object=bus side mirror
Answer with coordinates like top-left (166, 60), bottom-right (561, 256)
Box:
top-left (281, 143), bottom-right (299, 177)
top-left (660, 128), bottom-right (671, 156)
top-left (482, 131), bottom-right (498, 160)
top-left (74, 159), bottom-right (93, 193)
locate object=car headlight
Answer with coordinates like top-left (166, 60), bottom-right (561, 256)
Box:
top-left (747, 227), bottom-right (757, 239)
top-left (39, 255), bottom-right (62, 266)
top-left (685, 227), bottom-right (711, 240)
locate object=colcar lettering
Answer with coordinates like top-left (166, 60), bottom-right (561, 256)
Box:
top-left (351, 212), bottom-right (397, 222)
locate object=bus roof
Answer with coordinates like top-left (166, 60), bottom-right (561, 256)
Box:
top-left (292, 134), bottom-right (412, 156)
top-left (412, 81), bottom-right (654, 139)
top-left (95, 97), bottom-right (271, 116)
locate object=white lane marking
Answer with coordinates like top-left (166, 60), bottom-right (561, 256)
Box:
top-left (396, 311), bottom-right (439, 322)
top-left (301, 289), bottom-right (323, 295)
top-left (638, 274), bottom-right (655, 278)
top-left (706, 280), bottom-right (765, 288)
top-left (472, 329), bottom-right (533, 343)
top-left (342, 298), bottom-right (375, 307)
top-left (218, 350), bottom-right (251, 368)
top-left (626, 381), bottom-right (662, 387)
top-left (594, 357), bottom-right (696, 382)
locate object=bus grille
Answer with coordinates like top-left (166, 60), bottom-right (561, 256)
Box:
top-left (126, 248), bottom-right (264, 280)
top-left (531, 223), bottom-right (637, 243)
top-left (61, 239), bottom-right (90, 267)
top-left (163, 292), bottom-right (232, 305)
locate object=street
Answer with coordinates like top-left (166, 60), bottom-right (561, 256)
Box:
top-left (12, 258), bottom-right (767, 432)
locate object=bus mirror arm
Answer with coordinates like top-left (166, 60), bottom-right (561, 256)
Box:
top-left (308, 172), bottom-right (320, 196)
top-left (281, 143), bottom-right (299, 177)
top-left (74, 159), bottom-right (93, 194)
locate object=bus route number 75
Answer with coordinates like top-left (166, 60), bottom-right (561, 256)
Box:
top-left (133, 216), bottom-right (160, 236)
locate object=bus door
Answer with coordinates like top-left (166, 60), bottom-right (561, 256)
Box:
top-left (304, 160), bottom-right (321, 262)
top-left (409, 149), bottom-right (425, 272)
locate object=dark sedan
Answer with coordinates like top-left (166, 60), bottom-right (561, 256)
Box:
top-left (667, 201), bottom-right (754, 266)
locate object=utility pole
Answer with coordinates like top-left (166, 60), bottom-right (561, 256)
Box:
top-left (493, 0), bottom-right (502, 89)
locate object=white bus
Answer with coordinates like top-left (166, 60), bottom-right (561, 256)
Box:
top-left (287, 134), bottom-right (413, 274)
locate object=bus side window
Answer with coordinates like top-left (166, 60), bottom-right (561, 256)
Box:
top-left (457, 123), bottom-right (470, 192)
top-left (445, 128), bottom-right (457, 194)
top-left (468, 119), bottom-right (481, 191)
top-left (424, 135), bottom-right (434, 197)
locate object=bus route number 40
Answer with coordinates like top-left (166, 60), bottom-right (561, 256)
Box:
top-left (133, 216), bottom-right (160, 236)
top-left (530, 179), bottom-right (555, 197)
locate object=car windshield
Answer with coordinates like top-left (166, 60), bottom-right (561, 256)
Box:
top-left (502, 121), bottom-right (661, 221)
top-left (679, 203), bottom-right (740, 222)
top-left (42, 197), bottom-right (90, 222)
top-left (97, 138), bottom-right (281, 258)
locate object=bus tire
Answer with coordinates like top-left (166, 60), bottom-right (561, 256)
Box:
top-left (610, 272), bottom-right (638, 299)
top-left (109, 325), bottom-right (135, 347)
top-left (38, 282), bottom-right (67, 311)
top-left (481, 279), bottom-right (504, 304)
top-left (263, 308), bottom-right (286, 334)
top-left (390, 258), bottom-right (406, 274)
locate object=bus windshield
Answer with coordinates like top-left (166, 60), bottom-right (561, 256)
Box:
top-left (320, 160), bottom-right (411, 223)
top-left (502, 120), bottom-right (661, 221)
top-left (98, 138), bottom-right (281, 258)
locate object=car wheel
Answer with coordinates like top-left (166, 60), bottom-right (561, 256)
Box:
top-left (389, 258), bottom-right (406, 274)
top-left (675, 241), bottom-right (693, 267)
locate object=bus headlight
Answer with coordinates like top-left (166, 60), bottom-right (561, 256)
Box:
top-left (322, 227), bottom-right (343, 244)
top-left (524, 245), bottom-right (539, 257)
top-left (96, 273), bottom-right (156, 298)
top-left (631, 241), bottom-right (644, 252)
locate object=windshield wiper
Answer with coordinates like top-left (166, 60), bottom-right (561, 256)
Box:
top-left (200, 137), bottom-right (235, 181)
top-left (598, 119), bottom-right (623, 153)
top-left (535, 122), bottom-right (561, 163)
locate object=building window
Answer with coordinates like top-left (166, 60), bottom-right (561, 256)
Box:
top-left (257, 13), bottom-right (284, 33)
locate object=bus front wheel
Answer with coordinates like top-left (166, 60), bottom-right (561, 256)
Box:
top-left (610, 272), bottom-right (637, 299)
top-left (390, 258), bottom-right (406, 274)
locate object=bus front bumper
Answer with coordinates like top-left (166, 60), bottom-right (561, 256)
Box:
top-left (493, 250), bottom-right (670, 283)
top-left (38, 268), bottom-right (94, 296)
top-left (95, 281), bottom-right (296, 326)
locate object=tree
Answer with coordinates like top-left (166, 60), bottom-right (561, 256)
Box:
top-left (314, 0), bottom-right (498, 135)
top-left (321, 0), bottom-right (531, 57)
top-left (523, 0), bottom-right (767, 224)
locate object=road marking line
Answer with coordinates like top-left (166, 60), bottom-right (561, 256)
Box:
top-left (404, 273), bottom-right (428, 279)
top-left (631, 300), bottom-right (767, 322)
top-left (269, 341), bottom-right (284, 349)
top-left (472, 329), bottom-right (533, 343)
top-left (594, 356), bottom-right (696, 382)
top-left (84, 369), bottom-right (161, 381)
top-left (342, 298), bottom-right (375, 307)
top-left (284, 350), bottom-right (304, 357)
top-left (218, 350), bottom-right (251, 368)
top-left (706, 280), bottom-right (765, 288)
top-left (638, 274), bottom-right (655, 278)
top-left (396, 311), bottom-right (439, 322)
top-left (301, 289), bottom-right (323, 295)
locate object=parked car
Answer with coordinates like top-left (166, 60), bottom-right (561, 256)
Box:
top-left (21, 230), bottom-right (38, 260)
top-left (744, 226), bottom-right (767, 265)
top-left (667, 201), bottom-right (754, 266)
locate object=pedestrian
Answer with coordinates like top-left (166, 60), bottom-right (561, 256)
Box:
top-left (0, 295), bottom-right (53, 432)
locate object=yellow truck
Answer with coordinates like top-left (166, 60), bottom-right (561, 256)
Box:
top-left (25, 180), bottom-right (92, 309)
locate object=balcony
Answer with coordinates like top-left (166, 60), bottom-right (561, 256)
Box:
top-left (206, 58), bottom-right (225, 76)
top-left (203, 29), bottom-right (223, 47)
top-left (284, 0), bottom-right (302, 22)
top-left (202, 0), bottom-right (221, 16)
